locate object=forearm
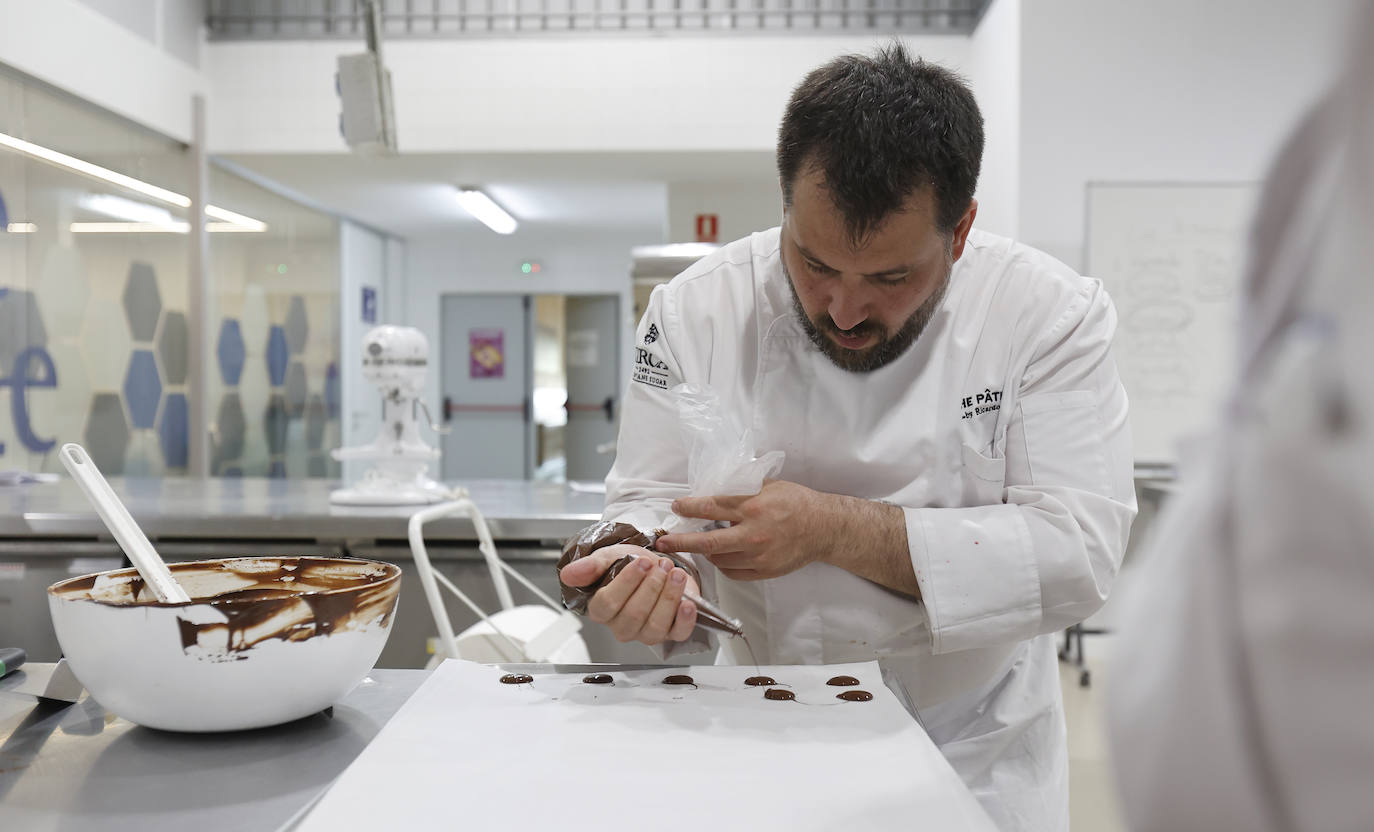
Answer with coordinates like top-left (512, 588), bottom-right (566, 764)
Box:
top-left (820, 495), bottom-right (920, 599)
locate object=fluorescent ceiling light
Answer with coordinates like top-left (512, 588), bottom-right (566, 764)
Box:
top-left (455, 186), bottom-right (517, 235)
top-left (6, 223), bottom-right (37, 233)
top-left (80, 193), bottom-right (175, 225)
top-left (0, 131), bottom-right (267, 232)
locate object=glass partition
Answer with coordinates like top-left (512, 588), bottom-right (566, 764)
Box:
top-left (0, 68), bottom-right (192, 475)
top-left (207, 166), bottom-right (341, 478)
top-left (0, 68), bottom-right (342, 478)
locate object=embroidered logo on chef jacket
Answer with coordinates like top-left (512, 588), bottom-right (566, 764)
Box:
top-left (644, 323), bottom-right (659, 345)
top-left (632, 347), bottom-right (671, 390)
top-left (960, 388), bottom-right (1003, 420)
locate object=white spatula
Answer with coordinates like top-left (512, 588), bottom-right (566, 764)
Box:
top-left (59, 443), bottom-right (192, 604)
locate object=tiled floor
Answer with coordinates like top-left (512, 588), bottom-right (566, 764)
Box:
top-left (1061, 637), bottom-right (1127, 832)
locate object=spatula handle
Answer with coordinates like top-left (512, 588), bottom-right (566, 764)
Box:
top-left (59, 443), bottom-right (191, 604)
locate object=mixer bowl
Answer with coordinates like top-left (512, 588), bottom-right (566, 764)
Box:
top-left (48, 556), bottom-right (401, 732)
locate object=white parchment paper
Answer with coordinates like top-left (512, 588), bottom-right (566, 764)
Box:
top-left (294, 660), bottom-right (995, 831)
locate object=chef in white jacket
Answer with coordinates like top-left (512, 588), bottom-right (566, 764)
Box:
top-left (1106, 6), bottom-right (1374, 830)
top-left (559, 45), bottom-right (1136, 831)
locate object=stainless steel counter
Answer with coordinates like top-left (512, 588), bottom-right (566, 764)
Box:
top-left (0, 477), bottom-right (605, 544)
top-left (0, 665), bottom-right (428, 832)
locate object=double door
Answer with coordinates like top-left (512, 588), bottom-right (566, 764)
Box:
top-left (439, 294), bottom-right (620, 481)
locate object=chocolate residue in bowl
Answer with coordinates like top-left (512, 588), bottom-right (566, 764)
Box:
top-left (763, 689), bottom-right (796, 701)
top-left (836, 690), bottom-right (873, 702)
top-left (500, 674), bottom-right (535, 685)
top-left (51, 557), bottom-right (401, 656)
top-left (582, 674), bottom-right (614, 685)
top-left (744, 676), bottom-right (776, 687)
top-left (826, 675), bottom-right (861, 687)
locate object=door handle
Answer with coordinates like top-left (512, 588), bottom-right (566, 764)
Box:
top-left (603, 396), bottom-right (615, 422)
top-left (443, 396), bottom-right (453, 423)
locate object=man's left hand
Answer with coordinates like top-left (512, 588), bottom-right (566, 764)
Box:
top-left (653, 479), bottom-right (839, 581)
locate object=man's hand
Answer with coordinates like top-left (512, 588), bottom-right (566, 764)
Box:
top-left (654, 479), bottom-right (918, 596)
top-left (557, 543), bottom-right (699, 645)
top-left (653, 479), bottom-right (840, 581)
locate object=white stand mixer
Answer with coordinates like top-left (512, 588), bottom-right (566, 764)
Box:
top-left (330, 325), bottom-right (449, 506)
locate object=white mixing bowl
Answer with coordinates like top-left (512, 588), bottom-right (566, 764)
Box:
top-left (48, 556), bottom-right (401, 732)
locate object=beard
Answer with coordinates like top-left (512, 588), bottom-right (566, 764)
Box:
top-left (785, 253), bottom-right (952, 374)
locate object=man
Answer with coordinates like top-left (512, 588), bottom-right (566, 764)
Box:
top-left (560, 45), bottom-right (1135, 830)
top-left (1106, 6), bottom-right (1374, 830)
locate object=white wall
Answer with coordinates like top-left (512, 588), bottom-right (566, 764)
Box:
top-left (1018, 0), bottom-right (1358, 270)
top-left (0, 0), bottom-right (208, 143)
top-left (405, 228), bottom-right (655, 421)
top-left (966, 0), bottom-right (1019, 239)
top-left (206, 35), bottom-right (970, 154)
top-left (667, 180), bottom-right (780, 244)
top-left (75, 0), bottom-right (205, 68)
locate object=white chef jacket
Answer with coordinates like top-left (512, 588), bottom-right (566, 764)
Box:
top-left (605, 227), bottom-right (1137, 831)
top-left (1106, 7), bottom-right (1374, 830)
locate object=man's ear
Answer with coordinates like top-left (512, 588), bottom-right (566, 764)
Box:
top-left (951, 199), bottom-right (978, 261)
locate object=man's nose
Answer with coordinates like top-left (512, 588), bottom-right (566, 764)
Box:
top-left (827, 291), bottom-right (870, 332)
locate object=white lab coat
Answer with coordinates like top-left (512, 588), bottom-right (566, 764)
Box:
top-left (606, 227), bottom-right (1137, 831)
top-left (1106, 8), bottom-right (1374, 830)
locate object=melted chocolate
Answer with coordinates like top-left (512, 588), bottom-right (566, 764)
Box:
top-left (837, 690), bottom-right (873, 702)
top-left (582, 674), bottom-right (614, 685)
top-left (500, 674), bottom-right (534, 685)
top-left (763, 689), bottom-right (796, 701)
top-left (744, 676), bottom-right (776, 686)
top-left (826, 675), bottom-right (861, 687)
top-left (663, 674), bottom-right (696, 686)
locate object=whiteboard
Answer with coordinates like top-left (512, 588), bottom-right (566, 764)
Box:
top-left (1086, 182), bottom-right (1259, 466)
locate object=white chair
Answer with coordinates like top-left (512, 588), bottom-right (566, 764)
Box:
top-left (407, 495), bottom-right (589, 669)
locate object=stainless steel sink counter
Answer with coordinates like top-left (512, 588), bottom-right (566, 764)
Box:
top-left (0, 477), bottom-right (605, 544)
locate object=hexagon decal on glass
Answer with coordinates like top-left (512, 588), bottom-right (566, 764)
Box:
top-left (123, 430), bottom-right (164, 477)
top-left (305, 395), bottom-right (327, 450)
top-left (215, 393), bottom-right (246, 464)
top-left (285, 296), bottom-right (309, 355)
top-left (158, 311), bottom-right (189, 386)
top-left (240, 284), bottom-right (269, 356)
top-left (324, 362), bottom-right (340, 418)
top-left (308, 456), bottom-right (327, 478)
top-left (0, 288), bottom-right (48, 374)
top-left (159, 392), bottom-right (189, 469)
top-left (84, 393), bottom-right (129, 475)
top-left (217, 319), bottom-right (246, 386)
top-left (269, 460), bottom-right (286, 479)
top-left (82, 303), bottom-right (132, 390)
top-left (266, 326), bottom-right (289, 386)
top-left (36, 245), bottom-right (88, 337)
top-left (264, 393), bottom-right (288, 455)
top-left (285, 362), bottom-right (308, 418)
top-left (122, 262), bottom-right (161, 342)
top-left (123, 350), bottom-right (162, 429)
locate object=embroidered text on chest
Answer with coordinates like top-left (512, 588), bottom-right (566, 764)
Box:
top-left (960, 389), bottom-right (1003, 420)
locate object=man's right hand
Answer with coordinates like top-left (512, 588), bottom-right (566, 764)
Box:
top-left (557, 543), bottom-right (699, 645)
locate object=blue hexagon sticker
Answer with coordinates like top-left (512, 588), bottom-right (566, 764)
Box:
top-left (158, 393), bottom-right (189, 469)
top-left (217, 319), bottom-right (246, 385)
top-left (266, 325), bottom-right (289, 386)
top-left (123, 350), bottom-right (162, 429)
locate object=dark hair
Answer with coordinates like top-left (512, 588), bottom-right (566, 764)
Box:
top-left (777, 43), bottom-right (984, 239)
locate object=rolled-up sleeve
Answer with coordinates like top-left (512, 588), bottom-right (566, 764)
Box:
top-left (911, 281), bottom-right (1137, 655)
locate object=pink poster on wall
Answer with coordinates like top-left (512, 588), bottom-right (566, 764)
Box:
top-left (469, 329), bottom-right (505, 379)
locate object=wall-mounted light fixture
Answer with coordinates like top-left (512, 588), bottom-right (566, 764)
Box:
top-left (454, 186), bottom-right (517, 235)
top-left (0, 131), bottom-right (267, 232)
